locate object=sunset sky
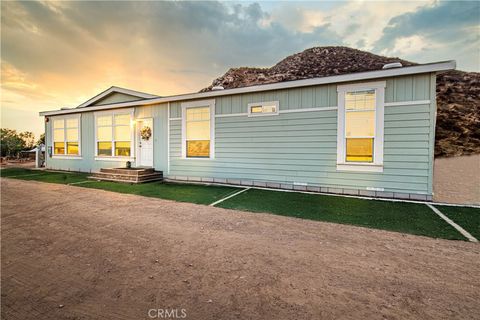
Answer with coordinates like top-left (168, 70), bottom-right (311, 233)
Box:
top-left (1, 0), bottom-right (479, 138)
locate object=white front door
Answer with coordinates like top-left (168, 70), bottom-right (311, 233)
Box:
top-left (137, 118), bottom-right (154, 167)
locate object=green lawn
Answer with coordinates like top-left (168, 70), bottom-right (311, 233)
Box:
top-left (434, 205), bottom-right (480, 240)
top-left (81, 180), bottom-right (240, 205)
top-left (1, 168), bottom-right (89, 184)
top-left (216, 189), bottom-right (467, 240)
top-left (1, 168), bottom-right (477, 241)
top-left (0, 168), bottom-right (239, 205)
top-left (0, 167), bottom-right (43, 177)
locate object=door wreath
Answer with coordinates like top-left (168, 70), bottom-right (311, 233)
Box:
top-left (140, 126), bottom-right (152, 140)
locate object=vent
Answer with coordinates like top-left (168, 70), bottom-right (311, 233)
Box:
top-left (60, 107), bottom-right (71, 110)
top-left (382, 62), bottom-right (403, 69)
top-left (212, 86), bottom-right (224, 91)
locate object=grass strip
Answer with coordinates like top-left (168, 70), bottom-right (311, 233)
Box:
top-left (2, 168), bottom-right (472, 240)
top-left (434, 205), bottom-right (480, 240)
top-left (1, 168), bottom-right (239, 205)
top-left (216, 188), bottom-right (467, 240)
top-left (80, 180), bottom-right (239, 205)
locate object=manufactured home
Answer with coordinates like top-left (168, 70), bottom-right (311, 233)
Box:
top-left (39, 60), bottom-right (456, 200)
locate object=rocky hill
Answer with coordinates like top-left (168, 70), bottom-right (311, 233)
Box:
top-left (202, 47), bottom-right (479, 157)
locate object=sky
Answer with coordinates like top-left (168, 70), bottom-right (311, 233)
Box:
top-left (1, 0), bottom-right (479, 138)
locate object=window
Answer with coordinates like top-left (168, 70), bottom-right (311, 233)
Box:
top-left (345, 90), bottom-right (375, 162)
top-left (248, 101), bottom-right (279, 117)
top-left (181, 100), bottom-right (215, 159)
top-left (52, 115), bottom-right (80, 156)
top-left (95, 110), bottom-right (133, 158)
top-left (337, 82), bottom-right (385, 172)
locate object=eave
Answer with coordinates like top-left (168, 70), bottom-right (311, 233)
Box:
top-left (39, 60), bottom-right (455, 116)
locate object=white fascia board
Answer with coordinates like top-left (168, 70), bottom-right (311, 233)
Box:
top-left (40, 60), bottom-right (456, 116)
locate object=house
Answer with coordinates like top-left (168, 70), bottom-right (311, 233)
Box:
top-left (39, 60), bottom-right (456, 200)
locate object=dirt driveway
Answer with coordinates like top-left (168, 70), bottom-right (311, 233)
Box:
top-left (2, 179), bottom-right (479, 320)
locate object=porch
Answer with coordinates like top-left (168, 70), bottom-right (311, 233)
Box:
top-left (88, 167), bottom-right (163, 184)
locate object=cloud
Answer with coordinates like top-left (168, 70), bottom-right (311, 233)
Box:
top-left (268, 1), bottom-right (426, 50)
top-left (0, 0), bottom-right (479, 138)
top-left (374, 1), bottom-right (480, 69)
top-left (1, 1), bottom-right (342, 93)
top-left (375, 1), bottom-right (479, 47)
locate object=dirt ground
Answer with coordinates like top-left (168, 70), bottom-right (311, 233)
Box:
top-left (0, 160), bottom-right (36, 169)
top-left (2, 179), bottom-right (479, 320)
top-left (434, 154), bottom-right (480, 205)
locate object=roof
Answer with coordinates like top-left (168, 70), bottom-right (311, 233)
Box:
top-left (40, 60), bottom-right (456, 116)
top-left (75, 86), bottom-right (158, 109)
top-left (23, 145), bottom-right (45, 152)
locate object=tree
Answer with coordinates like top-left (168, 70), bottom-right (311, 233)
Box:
top-left (36, 133), bottom-right (45, 146)
top-left (0, 129), bottom-right (37, 157)
top-left (1, 129), bottom-right (24, 157)
top-left (19, 131), bottom-right (35, 150)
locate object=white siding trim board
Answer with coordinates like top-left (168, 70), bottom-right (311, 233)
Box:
top-left (336, 81), bottom-right (386, 173)
top-left (167, 102), bottom-right (171, 175)
top-left (180, 99), bottom-right (216, 160)
top-left (385, 100), bottom-right (431, 107)
top-left (279, 106), bottom-right (338, 114)
top-left (50, 113), bottom-right (82, 158)
top-left (215, 113), bottom-right (248, 118)
top-left (93, 107), bottom-right (135, 161)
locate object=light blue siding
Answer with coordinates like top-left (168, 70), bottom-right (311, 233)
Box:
top-left (45, 104), bottom-right (169, 173)
top-left (135, 103), bottom-right (169, 172)
top-left (169, 98), bottom-right (433, 194)
top-left (385, 74), bottom-right (431, 102)
top-left (45, 73), bottom-right (436, 196)
top-left (93, 92), bottom-right (143, 105)
top-left (168, 73), bottom-right (435, 195)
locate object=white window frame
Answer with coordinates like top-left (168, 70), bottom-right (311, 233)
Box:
top-left (94, 108), bottom-right (135, 161)
top-left (51, 114), bottom-right (82, 158)
top-left (181, 99), bottom-right (215, 159)
top-left (336, 81), bottom-right (385, 173)
top-left (247, 101), bottom-right (279, 117)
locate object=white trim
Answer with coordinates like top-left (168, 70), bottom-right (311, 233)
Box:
top-left (336, 164), bottom-right (384, 172)
top-left (181, 99), bottom-right (215, 159)
top-left (208, 187), bottom-right (250, 206)
top-left (426, 204), bottom-right (478, 242)
top-left (51, 113), bottom-right (82, 157)
top-left (169, 117), bottom-right (182, 121)
top-left (213, 107), bottom-right (338, 117)
top-left (136, 117), bottom-right (154, 167)
top-left (247, 101), bottom-right (279, 117)
top-left (336, 81), bottom-right (385, 172)
top-left (77, 86), bottom-right (158, 108)
top-left (215, 113), bottom-right (248, 118)
top-left (52, 155), bottom-right (83, 160)
top-left (94, 156), bottom-right (135, 162)
top-left (385, 100), bottom-right (431, 107)
top-left (94, 108), bottom-right (135, 158)
top-left (167, 102), bottom-right (170, 175)
top-left (279, 106), bottom-right (338, 114)
top-left (40, 60), bottom-right (456, 116)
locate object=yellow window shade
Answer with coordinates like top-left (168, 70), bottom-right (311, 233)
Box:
top-left (346, 138), bottom-right (373, 162)
top-left (67, 142), bottom-right (79, 155)
top-left (187, 140), bottom-right (210, 157)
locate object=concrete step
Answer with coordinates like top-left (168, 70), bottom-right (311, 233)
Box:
top-left (100, 167), bottom-right (155, 176)
top-left (88, 169), bottom-right (163, 184)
